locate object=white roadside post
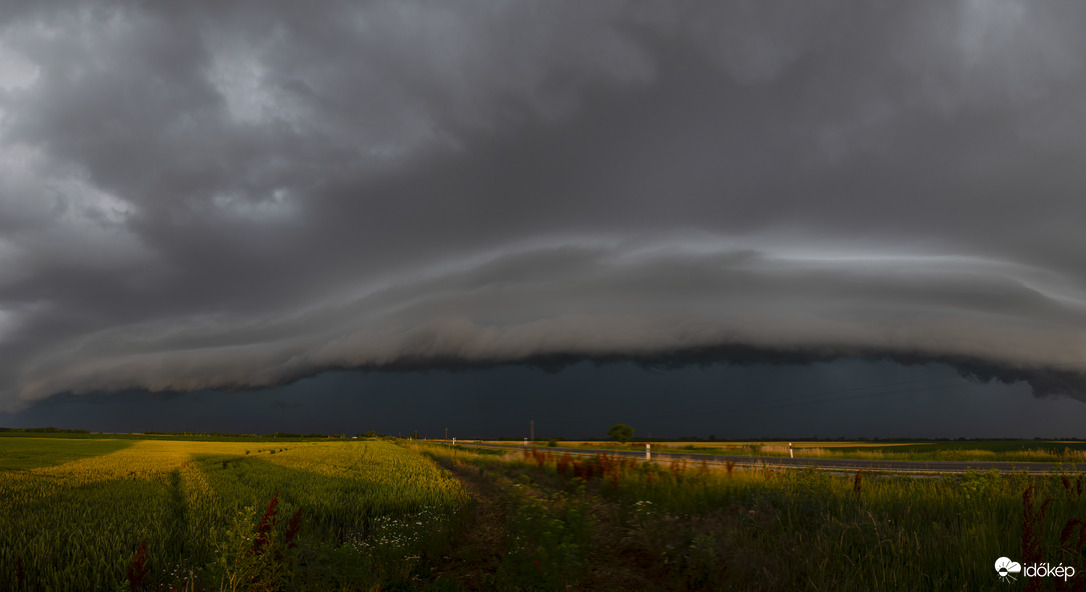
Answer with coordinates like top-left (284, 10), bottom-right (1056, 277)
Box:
top-left (789, 442), bottom-right (794, 459)
top-left (524, 437), bottom-right (528, 447)
top-left (452, 437), bottom-right (456, 446)
top-left (645, 442), bottom-right (651, 461)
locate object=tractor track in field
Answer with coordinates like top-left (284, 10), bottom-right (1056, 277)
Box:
top-left (428, 457), bottom-right (513, 590)
top-left (430, 454), bottom-right (663, 591)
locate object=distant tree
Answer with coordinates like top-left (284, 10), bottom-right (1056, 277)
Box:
top-left (365, 430), bottom-right (377, 438)
top-left (607, 424), bottom-right (634, 443)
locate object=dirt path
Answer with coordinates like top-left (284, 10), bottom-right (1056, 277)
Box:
top-left (430, 456), bottom-right (662, 591)
top-left (428, 458), bottom-right (512, 589)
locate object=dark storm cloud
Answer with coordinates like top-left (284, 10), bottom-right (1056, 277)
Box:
top-left (2, 0), bottom-right (1086, 410)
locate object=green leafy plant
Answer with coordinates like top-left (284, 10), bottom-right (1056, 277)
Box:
top-left (208, 493), bottom-right (298, 592)
top-left (125, 541), bottom-right (149, 592)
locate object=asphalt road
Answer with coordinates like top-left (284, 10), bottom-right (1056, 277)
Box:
top-left (457, 442), bottom-right (1082, 474)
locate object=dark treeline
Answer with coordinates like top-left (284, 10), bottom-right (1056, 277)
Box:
top-left (0, 426), bottom-right (90, 434)
top-left (0, 427), bottom-right (395, 441)
top-left (4, 427), bottom-right (1083, 443)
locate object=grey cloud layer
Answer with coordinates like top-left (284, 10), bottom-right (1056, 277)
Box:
top-left (2, 0), bottom-right (1085, 410)
top-left (17, 244), bottom-right (1086, 403)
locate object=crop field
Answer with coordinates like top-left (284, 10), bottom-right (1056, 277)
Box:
top-left (6, 435), bottom-right (1086, 590)
top-left (0, 437), bottom-right (468, 591)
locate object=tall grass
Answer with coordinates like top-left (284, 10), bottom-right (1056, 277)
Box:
top-left (429, 443), bottom-right (1086, 590)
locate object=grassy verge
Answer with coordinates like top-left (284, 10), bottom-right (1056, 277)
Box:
top-left (420, 443), bottom-right (1086, 591)
top-left (479, 440), bottom-right (1086, 463)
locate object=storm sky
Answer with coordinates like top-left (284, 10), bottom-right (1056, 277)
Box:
top-left (2, 1), bottom-right (1086, 435)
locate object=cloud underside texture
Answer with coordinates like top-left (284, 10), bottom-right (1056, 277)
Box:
top-left (2, 1), bottom-right (1086, 410)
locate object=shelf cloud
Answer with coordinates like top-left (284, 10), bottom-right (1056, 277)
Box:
top-left (2, 1), bottom-right (1086, 411)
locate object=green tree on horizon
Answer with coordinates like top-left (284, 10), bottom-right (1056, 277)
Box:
top-left (607, 423), bottom-right (634, 443)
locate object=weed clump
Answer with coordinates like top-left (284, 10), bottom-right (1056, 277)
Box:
top-left (125, 541), bottom-right (149, 592)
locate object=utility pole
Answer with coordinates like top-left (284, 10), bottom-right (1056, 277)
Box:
top-left (530, 419), bottom-right (534, 442)
top-left (445, 427), bottom-right (448, 443)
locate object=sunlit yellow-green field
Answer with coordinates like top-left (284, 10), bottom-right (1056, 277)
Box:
top-left (0, 437), bottom-right (468, 591)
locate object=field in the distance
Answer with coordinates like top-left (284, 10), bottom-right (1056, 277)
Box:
top-left (475, 439), bottom-right (1086, 463)
top-left (6, 434), bottom-right (1086, 590)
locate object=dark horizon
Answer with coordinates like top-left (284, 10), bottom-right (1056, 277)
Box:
top-left (5, 359), bottom-right (1085, 440)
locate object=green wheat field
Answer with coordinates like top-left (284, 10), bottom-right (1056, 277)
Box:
top-left (3, 434), bottom-right (1086, 591)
